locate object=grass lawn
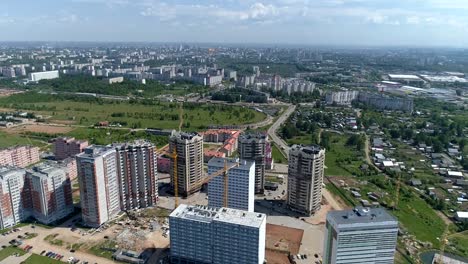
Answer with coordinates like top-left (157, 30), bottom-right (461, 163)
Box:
top-left (0, 93), bottom-right (266, 130)
top-left (286, 135), bottom-right (313, 145)
top-left (88, 240), bottom-right (117, 260)
top-left (0, 246), bottom-right (25, 261)
top-left (271, 144), bottom-right (286, 164)
top-left (448, 230), bottom-right (468, 257)
top-left (0, 131), bottom-right (47, 148)
top-left (324, 133), bottom-right (365, 177)
top-left (23, 254), bottom-right (64, 264)
top-left (391, 195), bottom-right (446, 248)
top-left (67, 128), bottom-right (168, 146)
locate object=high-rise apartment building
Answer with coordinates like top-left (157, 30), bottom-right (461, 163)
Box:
top-left (52, 137), bottom-right (89, 160)
top-left (25, 164), bottom-right (74, 224)
top-left (169, 132), bottom-right (204, 197)
top-left (170, 204), bottom-right (266, 264)
top-left (238, 133), bottom-right (267, 194)
top-left (0, 167), bottom-right (27, 229)
top-left (0, 146), bottom-right (40, 168)
top-left (207, 158), bottom-right (255, 212)
top-left (0, 164), bottom-right (75, 229)
top-left (77, 147), bottom-right (121, 227)
top-left (287, 145), bottom-right (325, 215)
top-left (114, 142), bottom-right (158, 211)
top-left (77, 143), bottom-right (159, 227)
top-left (323, 207), bottom-right (399, 264)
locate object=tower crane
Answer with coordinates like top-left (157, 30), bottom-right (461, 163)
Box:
top-left (172, 159), bottom-right (238, 209)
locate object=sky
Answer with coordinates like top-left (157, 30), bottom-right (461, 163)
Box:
top-left (1, 0), bottom-right (468, 47)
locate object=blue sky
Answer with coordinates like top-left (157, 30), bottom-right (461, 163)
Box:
top-left (1, 0), bottom-right (468, 47)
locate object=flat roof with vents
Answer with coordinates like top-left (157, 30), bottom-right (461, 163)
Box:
top-left (171, 204), bottom-right (266, 228)
top-left (327, 207), bottom-right (398, 231)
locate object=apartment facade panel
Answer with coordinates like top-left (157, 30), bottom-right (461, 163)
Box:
top-left (324, 207), bottom-right (398, 264)
top-left (207, 158), bottom-right (255, 212)
top-left (287, 145), bottom-right (325, 215)
top-left (169, 132), bottom-right (204, 197)
top-left (238, 133), bottom-right (267, 194)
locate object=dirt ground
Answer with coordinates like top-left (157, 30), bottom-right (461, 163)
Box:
top-left (266, 224), bottom-right (303, 255)
top-left (265, 250), bottom-right (290, 264)
top-left (0, 89), bottom-right (23, 97)
top-left (6, 124), bottom-right (75, 134)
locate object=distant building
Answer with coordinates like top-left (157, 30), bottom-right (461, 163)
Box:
top-left (52, 137), bottom-right (89, 160)
top-left (107, 76), bottom-right (124, 84)
top-left (207, 158), bottom-right (255, 212)
top-left (323, 207), bottom-right (398, 264)
top-left (169, 132), bottom-right (204, 197)
top-left (28, 70), bottom-right (59, 82)
top-left (358, 92), bottom-right (414, 113)
top-left (238, 133), bottom-right (268, 194)
top-left (0, 146), bottom-right (40, 168)
top-left (25, 164), bottom-right (74, 224)
top-left (325, 90), bottom-right (359, 105)
top-left (169, 204), bottom-right (266, 264)
top-left (287, 145), bottom-right (325, 215)
top-left (77, 146), bottom-right (121, 227)
top-left (388, 74), bottom-right (425, 86)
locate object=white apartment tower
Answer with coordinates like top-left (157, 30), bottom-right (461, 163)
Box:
top-left (0, 167), bottom-right (27, 229)
top-left (76, 147), bottom-right (121, 227)
top-left (169, 132), bottom-right (204, 197)
top-left (114, 142), bottom-right (158, 210)
top-left (170, 204), bottom-right (266, 264)
top-left (207, 158), bottom-right (255, 212)
top-left (287, 145), bottom-right (325, 215)
top-left (238, 133), bottom-right (267, 194)
top-left (324, 207), bottom-right (399, 264)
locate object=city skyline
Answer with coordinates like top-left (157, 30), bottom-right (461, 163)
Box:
top-left (2, 0), bottom-right (468, 47)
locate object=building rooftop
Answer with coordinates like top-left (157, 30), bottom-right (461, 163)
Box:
top-left (171, 204), bottom-right (265, 228)
top-left (0, 166), bottom-right (25, 180)
top-left (77, 146), bottom-right (115, 159)
top-left (208, 157), bottom-right (254, 171)
top-left (239, 132), bottom-right (268, 142)
top-left (388, 74), bottom-right (422, 81)
top-left (170, 131), bottom-right (202, 141)
top-left (290, 144), bottom-right (324, 155)
top-left (327, 207), bottom-right (398, 231)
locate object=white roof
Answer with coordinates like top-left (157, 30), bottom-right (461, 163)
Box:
top-left (448, 171), bottom-right (464, 177)
top-left (388, 74), bottom-right (422, 80)
top-left (383, 161), bottom-right (394, 167)
top-left (456, 211), bottom-right (468, 218)
top-left (170, 204), bottom-right (266, 228)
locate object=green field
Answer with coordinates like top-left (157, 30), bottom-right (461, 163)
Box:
top-left (23, 254), bottom-right (64, 264)
top-left (67, 128), bottom-right (168, 146)
top-left (88, 240), bottom-right (117, 260)
top-left (448, 231), bottom-right (468, 257)
top-left (323, 133), bottom-right (365, 177)
top-left (271, 144), bottom-right (286, 164)
top-left (0, 246), bottom-right (25, 261)
top-left (0, 92), bottom-right (267, 130)
top-left (0, 131), bottom-right (47, 148)
top-left (392, 195), bottom-right (446, 248)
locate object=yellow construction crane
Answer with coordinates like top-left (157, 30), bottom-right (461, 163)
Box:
top-left (171, 147), bottom-right (179, 208)
top-left (172, 160), bottom-right (238, 209)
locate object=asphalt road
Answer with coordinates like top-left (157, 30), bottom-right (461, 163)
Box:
top-left (267, 104), bottom-right (296, 158)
